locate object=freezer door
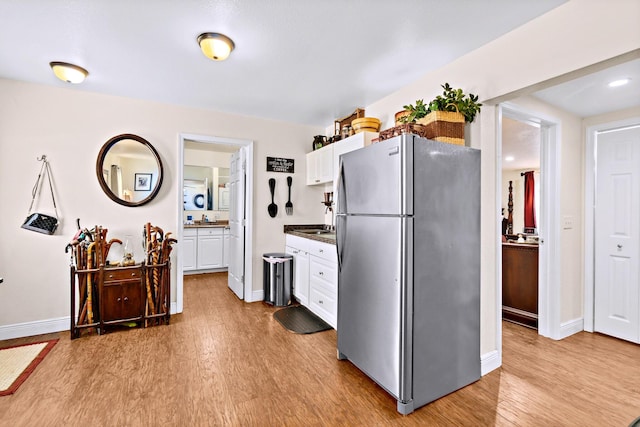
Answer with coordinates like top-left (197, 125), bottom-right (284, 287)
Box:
top-left (337, 135), bottom-right (412, 216)
top-left (337, 215), bottom-right (410, 400)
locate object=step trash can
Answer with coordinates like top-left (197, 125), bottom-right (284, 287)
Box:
top-left (263, 252), bottom-right (293, 306)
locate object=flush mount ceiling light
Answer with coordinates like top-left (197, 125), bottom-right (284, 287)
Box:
top-left (197, 32), bottom-right (235, 61)
top-left (49, 62), bottom-right (88, 84)
top-left (504, 156), bottom-right (515, 162)
top-left (608, 78), bottom-right (631, 88)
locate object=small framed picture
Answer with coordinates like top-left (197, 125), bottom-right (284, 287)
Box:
top-left (134, 173), bottom-right (152, 191)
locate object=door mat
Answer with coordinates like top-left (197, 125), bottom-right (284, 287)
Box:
top-left (273, 305), bottom-right (332, 334)
top-left (0, 339), bottom-right (58, 396)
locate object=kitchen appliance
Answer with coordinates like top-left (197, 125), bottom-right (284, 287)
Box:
top-left (336, 134), bottom-right (480, 415)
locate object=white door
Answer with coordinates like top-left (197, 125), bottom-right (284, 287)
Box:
top-left (228, 147), bottom-right (246, 299)
top-left (594, 126), bottom-right (640, 343)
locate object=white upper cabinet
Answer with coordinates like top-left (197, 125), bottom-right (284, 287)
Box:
top-left (306, 144), bottom-right (333, 185)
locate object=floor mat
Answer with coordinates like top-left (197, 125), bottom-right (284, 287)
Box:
top-left (273, 305), bottom-right (332, 334)
top-left (0, 339), bottom-right (58, 396)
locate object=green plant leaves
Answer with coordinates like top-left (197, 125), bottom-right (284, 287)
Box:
top-left (401, 83), bottom-right (482, 124)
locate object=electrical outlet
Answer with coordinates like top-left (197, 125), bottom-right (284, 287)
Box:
top-left (563, 215), bottom-right (573, 230)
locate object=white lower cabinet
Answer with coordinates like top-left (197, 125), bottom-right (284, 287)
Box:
top-left (184, 227), bottom-right (229, 272)
top-left (286, 234), bottom-right (337, 328)
top-left (183, 228), bottom-right (198, 271)
top-left (286, 236), bottom-right (310, 306)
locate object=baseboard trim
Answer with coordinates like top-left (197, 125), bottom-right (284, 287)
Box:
top-left (0, 316), bottom-right (69, 341)
top-left (249, 289), bottom-right (264, 303)
top-left (559, 317), bottom-right (584, 339)
top-left (481, 350), bottom-right (501, 376)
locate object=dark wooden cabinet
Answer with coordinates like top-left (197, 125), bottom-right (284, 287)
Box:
top-left (100, 267), bottom-right (144, 323)
top-left (502, 243), bottom-right (538, 328)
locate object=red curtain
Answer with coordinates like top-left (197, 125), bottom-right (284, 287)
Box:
top-left (523, 171), bottom-right (536, 229)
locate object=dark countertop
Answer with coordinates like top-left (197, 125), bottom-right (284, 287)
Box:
top-left (184, 220), bottom-right (229, 229)
top-left (284, 224), bottom-right (336, 245)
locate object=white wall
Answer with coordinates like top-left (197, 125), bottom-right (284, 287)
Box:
top-left (365, 0), bottom-right (640, 357)
top-left (0, 79), bottom-right (323, 336)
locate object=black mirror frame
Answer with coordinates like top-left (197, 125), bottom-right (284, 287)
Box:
top-left (96, 133), bottom-right (164, 207)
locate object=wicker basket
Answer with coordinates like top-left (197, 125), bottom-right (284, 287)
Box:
top-left (378, 123), bottom-right (429, 142)
top-left (418, 111), bottom-right (465, 145)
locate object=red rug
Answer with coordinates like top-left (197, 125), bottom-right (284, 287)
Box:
top-left (0, 339), bottom-right (58, 396)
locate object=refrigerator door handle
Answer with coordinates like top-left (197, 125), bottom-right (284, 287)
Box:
top-left (337, 159), bottom-right (347, 215)
top-left (336, 214), bottom-right (345, 271)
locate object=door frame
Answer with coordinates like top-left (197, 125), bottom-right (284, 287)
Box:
top-left (175, 133), bottom-right (254, 313)
top-left (583, 117), bottom-right (640, 332)
top-left (498, 103), bottom-right (562, 339)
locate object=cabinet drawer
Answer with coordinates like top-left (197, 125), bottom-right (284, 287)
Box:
top-left (308, 240), bottom-right (337, 263)
top-left (197, 227), bottom-right (224, 236)
top-left (285, 234), bottom-right (310, 252)
top-left (309, 285), bottom-right (336, 328)
top-left (183, 228), bottom-right (198, 237)
top-left (309, 257), bottom-right (337, 293)
top-left (103, 267), bottom-right (141, 283)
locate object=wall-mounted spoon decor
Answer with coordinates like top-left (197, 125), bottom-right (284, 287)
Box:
top-left (268, 178), bottom-right (278, 218)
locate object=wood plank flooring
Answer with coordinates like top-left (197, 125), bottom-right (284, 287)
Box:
top-left (1, 272), bottom-right (639, 426)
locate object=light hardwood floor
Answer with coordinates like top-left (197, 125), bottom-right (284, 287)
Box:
top-left (1, 272), bottom-right (639, 426)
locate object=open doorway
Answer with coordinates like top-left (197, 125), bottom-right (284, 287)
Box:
top-left (498, 104), bottom-right (562, 340)
top-left (175, 133), bottom-right (254, 313)
top-left (500, 115), bottom-right (541, 329)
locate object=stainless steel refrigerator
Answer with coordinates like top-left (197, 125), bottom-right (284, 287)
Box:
top-left (336, 134), bottom-right (480, 415)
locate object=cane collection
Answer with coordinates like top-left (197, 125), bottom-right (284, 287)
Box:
top-left (68, 221), bottom-right (176, 339)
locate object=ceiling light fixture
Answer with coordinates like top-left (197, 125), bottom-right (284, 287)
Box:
top-left (608, 78), bottom-right (630, 88)
top-left (49, 61), bottom-right (89, 84)
top-left (197, 32), bottom-right (235, 61)
top-left (505, 156), bottom-right (515, 162)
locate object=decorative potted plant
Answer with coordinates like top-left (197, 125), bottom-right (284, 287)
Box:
top-left (398, 83), bottom-right (482, 145)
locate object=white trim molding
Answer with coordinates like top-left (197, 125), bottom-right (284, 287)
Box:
top-left (0, 317), bottom-right (68, 341)
top-left (559, 318), bottom-right (584, 339)
top-left (481, 350), bottom-right (501, 376)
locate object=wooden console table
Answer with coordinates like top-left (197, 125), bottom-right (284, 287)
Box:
top-left (70, 262), bottom-right (170, 339)
top-left (502, 243), bottom-right (538, 328)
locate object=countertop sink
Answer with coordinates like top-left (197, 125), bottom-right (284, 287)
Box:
top-left (296, 229), bottom-right (332, 235)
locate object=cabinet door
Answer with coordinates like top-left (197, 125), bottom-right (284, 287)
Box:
top-left (306, 145), bottom-right (333, 185)
top-left (120, 281), bottom-right (143, 320)
top-left (306, 150), bottom-right (320, 185)
top-left (183, 235), bottom-right (197, 271)
top-left (197, 233), bottom-right (224, 269)
top-left (102, 281), bottom-right (142, 321)
top-left (318, 146), bottom-right (334, 183)
top-left (286, 245), bottom-right (309, 306)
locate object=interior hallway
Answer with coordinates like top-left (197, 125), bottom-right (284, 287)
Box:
top-left (0, 272), bottom-right (638, 426)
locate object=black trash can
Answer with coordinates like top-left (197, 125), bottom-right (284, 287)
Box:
top-left (263, 253), bottom-right (293, 307)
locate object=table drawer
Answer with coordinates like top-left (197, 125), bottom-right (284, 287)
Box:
top-left (103, 267), bottom-right (141, 283)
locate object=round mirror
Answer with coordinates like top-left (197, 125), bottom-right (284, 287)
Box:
top-left (96, 134), bottom-right (164, 207)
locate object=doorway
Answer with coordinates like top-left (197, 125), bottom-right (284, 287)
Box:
top-left (176, 133), bottom-right (254, 313)
top-left (498, 103), bottom-right (562, 339)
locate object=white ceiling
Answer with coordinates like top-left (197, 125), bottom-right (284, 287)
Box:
top-left (0, 0), bottom-right (567, 127)
top-left (532, 58), bottom-right (640, 118)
